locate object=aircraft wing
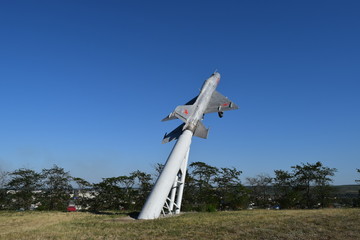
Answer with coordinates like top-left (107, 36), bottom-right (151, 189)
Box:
top-left (204, 90), bottom-right (239, 114)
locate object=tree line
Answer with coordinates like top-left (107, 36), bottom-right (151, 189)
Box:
top-left (0, 162), bottom-right (359, 212)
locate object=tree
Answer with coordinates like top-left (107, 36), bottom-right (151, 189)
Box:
top-left (90, 174), bottom-right (140, 211)
top-left (72, 177), bottom-right (92, 210)
top-left (116, 175), bottom-right (136, 210)
top-left (90, 177), bottom-right (122, 211)
top-left (246, 174), bottom-right (273, 208)
top-left (188, 162), bottom-right (219, 210)
top-left (153, 163), bottom-right (164, 178)
top-left (6, 168), bottom-right (43, 210)
top-left (130, 170), bottom-right (152, 209)
top-left (291, 162), bottom-right (337, 208)
top-left (273, 170), bottom-right (300, 208)
top-left (0, 168), bottom-right (8, 209)
top-left (190, 161), bottom-right (218, 191)
top-left (214, 167), bottom-right (248, 210)
top-left (0, 168), bottom-right (7, 188)
top-left (181, 169), bottom-right (197, 211)
top-left (41, 165), bottom-right (73, 210)
top-left (356, 169), bottom-right (360, 207)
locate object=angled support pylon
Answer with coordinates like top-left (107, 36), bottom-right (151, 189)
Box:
top-left (161, 148), bottom-right (189, 216)
top-left (175, 149), bottom-right (189, 214)
top-left (138, 130), bottom-right (193, 220)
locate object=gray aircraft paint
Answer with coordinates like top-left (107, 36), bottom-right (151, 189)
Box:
top-left (162, 72), bottom-right (238, 143)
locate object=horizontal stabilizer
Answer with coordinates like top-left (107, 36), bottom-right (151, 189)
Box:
top-left (174, 105), bottom-right (195, 123)
top-left (161, 95), bottom-right (198, 122)
top-left (162, 113), bottom-right (177, 122)
top-left (162, 123), bottom-right (185, 144)
top-left (194, 121), bottom-right (209, 139)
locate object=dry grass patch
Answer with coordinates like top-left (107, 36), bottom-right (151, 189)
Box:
top-left (0, 209), bottom-right (359, 240)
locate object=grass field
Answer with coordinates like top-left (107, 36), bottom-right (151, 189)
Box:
top-left (0, 209), bottom-right (359, 240)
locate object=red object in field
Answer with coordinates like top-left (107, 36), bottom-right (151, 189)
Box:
top-left (67, 206), bottom-right (76, 212)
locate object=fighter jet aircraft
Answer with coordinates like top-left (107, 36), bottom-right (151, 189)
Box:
top-left (162, 72), bottom-right (239, 143)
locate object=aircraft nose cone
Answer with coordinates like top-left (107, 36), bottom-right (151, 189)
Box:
top-left (213, 72), bottom-right (221, 83)
top-left (213, 72), bottom-right (221, 78)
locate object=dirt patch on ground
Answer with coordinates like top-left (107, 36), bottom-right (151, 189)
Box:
top-left (104, 216), bottom-right (136, 222)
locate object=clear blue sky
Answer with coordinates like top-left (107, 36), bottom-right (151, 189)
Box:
top-left (1, 1), bottom-right (359, 185)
